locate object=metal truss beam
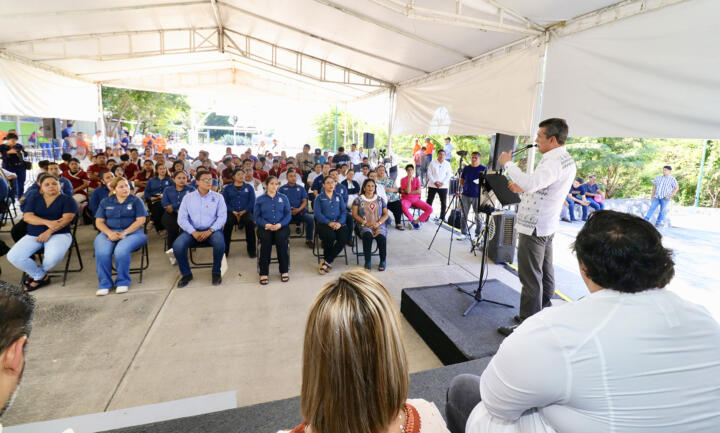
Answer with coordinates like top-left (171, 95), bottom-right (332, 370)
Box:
top-left (548, 0), bottom-right (689, 38)
top-left (369, 0), bottom-right (542, 36)
top-left (309, 0), bottom-right (473, 60)
top-left (0, 1), bottom-right (206, 19)
top-left (217, 1), bottom-right (429, 74)
top-left (209, 0), bottom-right (224, 53)
top-left (0, 27), bottom-right (390, 89)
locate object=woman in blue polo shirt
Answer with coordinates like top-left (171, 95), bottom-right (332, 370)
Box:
top-left (161, 170), bottom-right (195, 254)
top-left (145, 162), bottom-right (173, 233)
top-left (314, 176), bottom-right (348, 275)
top-left (222, 167), bottom-right (256, 258)
top-left (89, 170), bottom-right (114, 217)
top-left (7, 173), bottom-right (78, 291)
top-left (94, 177), bottom-right (147, 296)
top-left (253, 176), bottom-right (291, 285)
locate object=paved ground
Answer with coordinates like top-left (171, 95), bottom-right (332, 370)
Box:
top-left (1, 204), bottom-right (717, 427)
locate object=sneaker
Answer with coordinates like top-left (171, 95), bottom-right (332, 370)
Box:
top-left (211, 273), bottom-right (222, 286)
top-left (96, 288), bottom-right (109, 296)
top-left (165, 248), bottom-right (176, 265)
top-left (295, 226), bottom-right (301, 235)
top-left (116, 286), bottom-right (129, 294)
top-left (411, 222), bottom-right (420, 230)
top-left (177, 274), bottom-right (193, 288)
top-left (305, 240), bottom-right (315, 249)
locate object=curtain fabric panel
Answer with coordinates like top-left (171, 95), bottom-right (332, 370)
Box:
top-left (542, 0), bottom-right (720, 139)
top-left (393, 46), bottom-right (542, 136)
top-left (0, 58), bottom-right (98, 121)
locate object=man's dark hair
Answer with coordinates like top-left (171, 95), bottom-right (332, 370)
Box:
top-left (338, 146), bottom-right (345, 153)
top-left (339, 163), bottom-right (347, 169)
top-left (445, 137), bottom-right (451, 141)
top-left (69, 158), bottom-right (80, 164)
top-left (130, 149), bottom-right (139, 154)
top-left (286, 168), bottom-right (297, 175)
top-left (5, 133), bottom-right (18, 141)
top-left (328, 168), bottom-right (338, 175)
top-left (99, 170), bottom-right (112, 179)
top-left (47, 161), bottom-right (59, 168)
top-left (405, 164), bottom-right (414, 170)
top-left (304, 144), bottom-right (310, 148)
top-left (572, 210), bottom-right (674, 293)
top-left (663, 165), bottom-right (672, 170)
top-left (471, 151), bottom-right (480, 157)
top-left (196, 170), bottom-right (211, 180)
top-left (231, 167), bottom-right (244, 178)
top-left (120, 154), bottom-right (130, 162)
top-left (538, 118), bottom-right (568, 145)
top-left (575, 177), bottom-right (584, 183)
top-left (437, 149), bottom-right (445, 155)
top-left (38, 160), bottom-right (50, 170)
top-left (61, 153), bottom-right (72, 162)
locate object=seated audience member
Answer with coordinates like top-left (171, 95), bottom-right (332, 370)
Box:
top-left (446, 210), bottom-right (720, 433)
top-left (144, 162), bottom-right (173, 233)
top-left (0, 281), bottom-right (34, 419)
top-left (352, 179), bottom-right (388, 271)
top-left (280, 268), bottom-right (450, 433)
top-left (93, 177), bottom-right (147, 296)
top-left (278, 162), bottom-right (302, 186)
top-left (355, 163), bottom-right (370, 186)
top-left (47, 162), bottom-right (73, 198)
top-left (59, 152), bottom-right (72, 173)
top-left (106, 158), bottom-right (117, 173)
top-left (89, 171), bottom-right (114, 217)
top-left (220, 157), bottom-right (235, 185)
top-left (62, 158), bottom-right (90, 202)
top-left (170, 160), bottom-right (185, 176)
top-left (254, 176), bottom-right (291, 285)
top-left (310, 163), bottom-right (331, 198)
top-left (268, 159), bottom-right (283, 178)
top-left (330, 169), bottom-right (354, 245)
top-left (376, 165), bottom-right (404, 230)
top-left (86, 153), bottom-right (107, 189)
top-left (201, 158), bottom-right (218, 179)
top-left (222, 168), bottom-right (257, 258)
top-left (400, 165), bottom-right (432, 229)
top-left (341, 168), bottom-right (360, 206)
top-left (566, 177), bottom-right (590, 222)
top-left (583, 175), bottom-right (605, 211)
top-left (306, 163), bottom-right (322, 192)
top-left (191, 167), bottom-right (219, 192)
top-left (279, 169), bottom-right (314, 249)
top-left (314, 176), bottom-right (349, 275)
top-left (253, 160), bottom-right (269, 182)
top-left (173, 171), bottom-right (227, 288)
top-left (8, 174), bottom-right (77, 291)
top-left (113, 164), bottom-right (134, 190)
top-left (120, 154), bottom-right (139, 182)
top-left (368, 170), bottom-right (387, 202)
top-left (244, 168), bottom-right (265, 196)
top-left (337, 163), bottom-right (348, 183)
top-left (133, 160), bottom-right (155, 196)
top-left (162, 171), bottom-right (195, 258)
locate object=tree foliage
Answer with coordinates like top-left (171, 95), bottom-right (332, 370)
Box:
top-left (102, 87), bottom-right (190, 138)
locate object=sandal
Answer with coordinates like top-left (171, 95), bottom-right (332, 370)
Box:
top-left (281, 273), bottom-right (289, 283)
top-left (24, 275), bottom-right (50, 292)
top-left (395, 224), bottom-right (405, 231)
top-left (378, 262), bottom-right (386, 272)
top-left (318, 261), bottom-right (330, 275)
top-left (260, 276), bottom-right (269, 285)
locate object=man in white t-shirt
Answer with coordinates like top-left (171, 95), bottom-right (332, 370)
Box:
top-left (426, 149), bottom-right (452, 220)
top-left (446, 210), bottom-right (720, 433)
top-left (496, 118), bottom-right (576, 335)
top-left (91, 130), bottom-right (106, 153)
top-left (347, 143), bottom-right (363, 172)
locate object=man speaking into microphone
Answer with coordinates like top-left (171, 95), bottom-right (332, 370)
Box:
top-left (496, 118), bottom-right (576, 336)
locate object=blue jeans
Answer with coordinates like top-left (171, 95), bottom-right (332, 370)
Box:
top-left (7, 233), bottom-right (72, 280)
top-left (644, 198), bottom-right (670, 225)
top-left (291, 212), bottom-right (314, 241)
top-left (588, 199), bottom-right (604, 212)
top-left (173, 231), bottom-right (225, 276)
top-left (566, 197), bottom-right (588, 220)
top-left (94, 231), bottom-right (147, 289)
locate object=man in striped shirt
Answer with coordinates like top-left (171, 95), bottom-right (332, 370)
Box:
top-left (644, 165), bottom-right (679, 226)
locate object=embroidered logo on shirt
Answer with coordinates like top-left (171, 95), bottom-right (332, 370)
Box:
top-left (278, 197), bottom-right (283, 203)
top-left (127, 204), bottom-right (132, 210)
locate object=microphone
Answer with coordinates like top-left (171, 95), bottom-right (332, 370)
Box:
top-left (511, 144), bottom-right (537, 156)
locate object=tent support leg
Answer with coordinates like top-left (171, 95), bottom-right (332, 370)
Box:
top-left (387, 86), bottom-right (396, 155)
top-left (527, 36), bottom-right (549, 173)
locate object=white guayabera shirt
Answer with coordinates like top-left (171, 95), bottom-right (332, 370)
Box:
top-left (502, 146), bottom-right (576, 237)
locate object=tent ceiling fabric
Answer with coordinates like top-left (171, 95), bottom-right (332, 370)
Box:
top-left (0, 0), bottom-right (714, 139)
top-left (393, 46), bottom-right (542, 136)
top-left (0, 58), bottom-right (98, 121)
top-left (542, 0), bottom-right (720, 139)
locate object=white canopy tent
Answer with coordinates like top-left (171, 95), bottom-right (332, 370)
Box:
top-left (0, 0), bottom-right (717, 146)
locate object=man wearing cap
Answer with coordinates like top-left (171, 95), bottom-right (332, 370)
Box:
top-left (644, 165), bottom-right (679, 227)
top-left (313, 148), bottom-right (326, 165)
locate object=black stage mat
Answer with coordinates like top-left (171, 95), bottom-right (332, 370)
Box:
top-left (401, 280), bottom-right (518, 365)
top-left (102, 357), bottom-right (492, 433)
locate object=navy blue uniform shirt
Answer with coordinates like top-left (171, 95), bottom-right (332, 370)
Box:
top-left (313, 191), bottom-right (347, 224)
top-left (222, 182), bottom-right (256, 213)
top-left (253, 192), bottom-right (291, 227)
top-left (25, 193), bottom-right (78, 236)
top-left (278, 183), bottom-right (309, 213)
top-left (161, 185), bottom-right (195, 212)
top-left (95, 195), bottom-right (147, 231)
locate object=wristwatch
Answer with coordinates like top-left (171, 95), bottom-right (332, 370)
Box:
top-left (121, 230), bottom-right (128, 236)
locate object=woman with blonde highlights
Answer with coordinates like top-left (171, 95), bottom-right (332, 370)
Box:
top-left (282, 269), bottom-right (449, 433)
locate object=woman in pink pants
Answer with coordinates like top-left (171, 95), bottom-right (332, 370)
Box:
top-left (400, 164), bottom-right (433, 229)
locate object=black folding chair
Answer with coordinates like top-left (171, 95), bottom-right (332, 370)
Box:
top-left (20, 216), bottom-right (83, 287)
top-left (111, 223), bottom-right (150, 283)
top-left (351, 228), bottom-right (379, 265)
top-left (0, 196), bottom-right (16, 232)
top-left (312, 228), bottom-right (348, 265)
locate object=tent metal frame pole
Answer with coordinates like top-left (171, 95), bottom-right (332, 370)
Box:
top-left (526, 35), bottom-right (549, 173)
top-left (97, 83), bottom-right (106, 139)
top-left (387, 87), bottom-right (396, 154)
top-left (694, 139), bottom-right (708, 207)
top-left (15, 116), bottom-right (22, 140)
top-left (334, 105), bottom-right (338, 152)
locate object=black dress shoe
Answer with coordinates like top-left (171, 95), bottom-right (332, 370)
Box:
top-left (212, 273), bottom-right (222, 286)
top-left (177, 274), bottom-right (193, 288)
top-left (513, 315), bottom-right (523, 324)
top-left (498, 324), bottom-right (518, 336)
top-left (248, 251), bottom-right (257, 259)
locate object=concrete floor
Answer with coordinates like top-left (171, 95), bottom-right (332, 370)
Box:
top-left (3, 203), bottom-right (718, 427)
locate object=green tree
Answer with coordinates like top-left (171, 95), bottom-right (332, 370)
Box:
top-left (102, 87), bottom-right (190, 138)
top-left (203, 112), bottom-right (230, 140)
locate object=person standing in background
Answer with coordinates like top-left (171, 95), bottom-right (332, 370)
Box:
top-left (644, 165), bottom-right (679, 227)
top-left (426, 149), bottom-right (452, 221)
top-left (443, 137), bottom-right (453, 162)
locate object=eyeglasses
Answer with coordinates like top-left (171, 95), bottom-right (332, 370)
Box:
top-left (198, 178), bottom-right (213, 183)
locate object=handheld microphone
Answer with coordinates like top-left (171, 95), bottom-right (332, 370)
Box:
top-left (511, 144), bottom-right (537, 156)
